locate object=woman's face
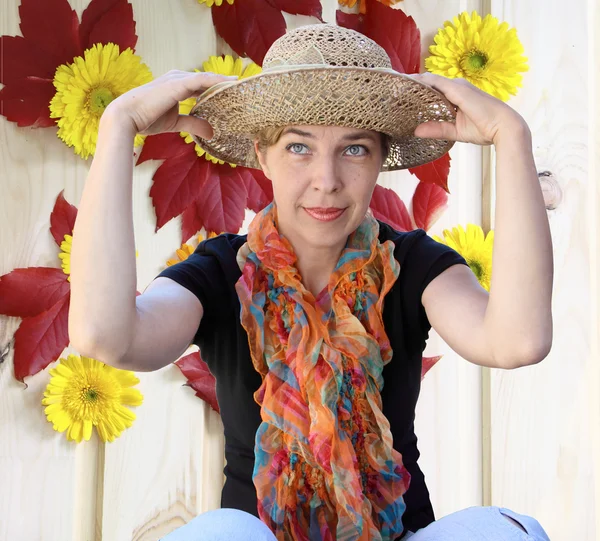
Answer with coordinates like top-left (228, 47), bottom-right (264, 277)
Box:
top-left (254, 125), bottom-right (383, 251)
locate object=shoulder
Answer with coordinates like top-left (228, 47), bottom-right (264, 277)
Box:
top-left (197, 232), bottom-right (248, 257)
top-left (155, 232), bottom-right (247, 314)
top-left (377, 220), bottom-right (427, 262)
top-left (377, 219), bottom-right (468, 295)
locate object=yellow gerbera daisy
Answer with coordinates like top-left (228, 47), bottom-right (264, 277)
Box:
top-left (42, 354), bottom-right (143, 443)
top-left (424, 11), bottom-right (528, 102)
top-left (198, 0), bottom-right (234, 6)
top-left (59, 234), bottom-right (138, 282)
top-left (179, 55), bottom-right (261, 166)
top-left (50, 43), bottom-right (153, 159)
top-left (433, 224), bottom-right (494, 291)
top-left (166, 232), bottom-right (219, 266)
top-left (338, 0), bottom-right (403, 14)
top-left (58, 235), bottom-right (72, 280)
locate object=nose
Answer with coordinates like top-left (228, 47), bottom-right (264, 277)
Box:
top-left (310, 156), bottom-right (343, 194)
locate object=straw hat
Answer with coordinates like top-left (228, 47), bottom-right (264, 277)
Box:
top-left (189, 23), bottom-right (457, 171)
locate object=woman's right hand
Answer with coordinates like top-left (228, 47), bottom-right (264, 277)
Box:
top-left (104, 70), bottom-right (238, 139)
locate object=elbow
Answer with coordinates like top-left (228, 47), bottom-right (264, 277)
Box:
top-left (69, 332), bottom-right (130, 370)
top-left (502, 336), bottom-right (553, 369)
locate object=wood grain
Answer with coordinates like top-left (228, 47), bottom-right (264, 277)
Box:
top-left (0, 0), bottom-right (593, 539)
top-left (489, 0), bottom-right (597, 538)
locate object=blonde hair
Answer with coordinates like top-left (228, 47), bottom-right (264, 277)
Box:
top-left (249, 126), bottom-right (390, 169)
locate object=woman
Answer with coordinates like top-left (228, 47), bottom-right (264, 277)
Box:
top-left (69, 24), bottom-right (553, 541)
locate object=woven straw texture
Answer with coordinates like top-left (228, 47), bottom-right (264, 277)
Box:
top-left (190, 24), bottom-right (457, 171)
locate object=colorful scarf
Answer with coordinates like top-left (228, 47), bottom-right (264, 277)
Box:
top-left (235, 203), bottom-right (411, 541)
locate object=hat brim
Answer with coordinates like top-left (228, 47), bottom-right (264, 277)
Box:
top-left (189, 66), bottom-right (457, 172)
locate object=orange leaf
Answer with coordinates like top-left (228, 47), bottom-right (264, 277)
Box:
top-left (13, 292), bottom-right (70, 382)
top-left (175, 351), bottom-right (219, 413)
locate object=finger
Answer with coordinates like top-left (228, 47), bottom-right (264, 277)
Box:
top-left (170, 72), bottom-right (239, 102)
top-left (171, 114), bottom-right (215, 139)
top-left (413, 73), bottom-right (475, 108)
top-left (414, 120), bottom-right (457, 141)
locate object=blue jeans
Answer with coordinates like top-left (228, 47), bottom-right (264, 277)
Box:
top-left (160, 505), bottom-right (551, 540)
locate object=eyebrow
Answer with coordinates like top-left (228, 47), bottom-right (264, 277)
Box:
top-left (280, 127), bottom-right (379, 143)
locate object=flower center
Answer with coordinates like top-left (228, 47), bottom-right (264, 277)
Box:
top-left (82, 386), bottom-right (99, 402)
top-left (89, 87), bottom-right (115, 114)
top-left (469, 260), bottom-right (484, 280)
top-left (467, 50), bottom-right (488, 70)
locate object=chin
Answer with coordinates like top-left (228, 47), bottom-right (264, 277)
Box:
top-left (300, 217), bottom-right (359, 249)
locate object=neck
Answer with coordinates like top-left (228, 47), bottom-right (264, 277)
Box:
top-left (294, 240), bottom-right (345, 297)
top-left (275, 210), bottom-right (346, 297)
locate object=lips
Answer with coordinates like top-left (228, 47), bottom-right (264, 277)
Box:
top-left (304, 207), bottom-right (346, 222)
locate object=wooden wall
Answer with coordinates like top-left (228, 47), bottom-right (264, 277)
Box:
top-left (0, 0), bottom-right (596, 539)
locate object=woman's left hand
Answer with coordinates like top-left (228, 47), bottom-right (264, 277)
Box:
top-left (410, 72), bottom-right (529, 146)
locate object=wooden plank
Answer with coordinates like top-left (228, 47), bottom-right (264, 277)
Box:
top-left (591, 1), bottom-right (600, 537)
top-left (0, 0), bottom-right (93, 519)
top-left (389, 0), bottom-right (486, 519)
top-left (98, 2), bottom-right (226, 539)
top-left (489, 0), bottom-right (597, 538)
top-left (0, 138), bottom-right (99, 538)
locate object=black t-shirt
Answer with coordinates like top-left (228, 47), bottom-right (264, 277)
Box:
top-left (156, 221), bottom-right (468, 537)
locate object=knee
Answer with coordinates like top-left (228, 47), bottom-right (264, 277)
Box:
top-left (161, 508), bottom-right (277, 541)
top-left (408, 506), bottom-right (550, 541)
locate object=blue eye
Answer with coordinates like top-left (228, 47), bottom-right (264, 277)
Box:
top-left (287, 143), bottom-right (309, 154)
top-left (345, 145), bottom-right (368, 156)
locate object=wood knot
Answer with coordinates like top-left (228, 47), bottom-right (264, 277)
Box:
top-left (538, 171), bottom-right (562, 210)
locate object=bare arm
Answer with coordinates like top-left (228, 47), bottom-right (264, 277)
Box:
top-left (68, 70), bottom-right (237, 370)
top-left (68, 112), bottom-right (139, 366)
top-left (414, 73), bottom-right (553, 369)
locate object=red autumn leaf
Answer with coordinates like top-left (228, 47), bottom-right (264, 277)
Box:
top-left (1, 0), bottom-right (139, 127)
top-left (175, 351), bottom-right (219, 413)
top-left (242, 169), bottom-right (273, 213)
top-left (79, 0), bottom-right (137, 51)
top-left (137, 133), bottom-right (191, 163)
top-left (0, 268), bottom-right (70, 319)
top-left (336, 0), bottom-right (421, 74)
top-left (409, 153), bottom-right (451, 193)
top-left (369, 185), bottom-right (415, 232)
top-left (411, 182), bottom-right (448, 232)
top-left (421, 355), bottom-right (442, 380)
top-left (13, 292), bottom-right (71, 383)
top-left (212, 0), bottom-right (287, 65)
top-left (50, 190), bottom-right (78, 247)
top-left (181, 204), bottom-right (205, 245)
top-left (146, 142), bottom-right (206, 232)
top-left (190, 165), bottom-right (248, 234)
top-left (18, 0), bottom-right (82, 72)
top-left (0, 36), bottom-right (58, 84)
top-left (269, 0), bottom-right (323, 20)
top-left (335, 10), bottom-right (361, 32)
top-left (0, 77), bottom-right (57, 127)
top-left (140, 133), bottom-right (248, 237)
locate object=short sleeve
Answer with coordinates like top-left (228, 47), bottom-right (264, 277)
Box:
top-left (153, 239), bottom-right (224, 323)
top-left (398, 229), bottom-right (469, 337)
